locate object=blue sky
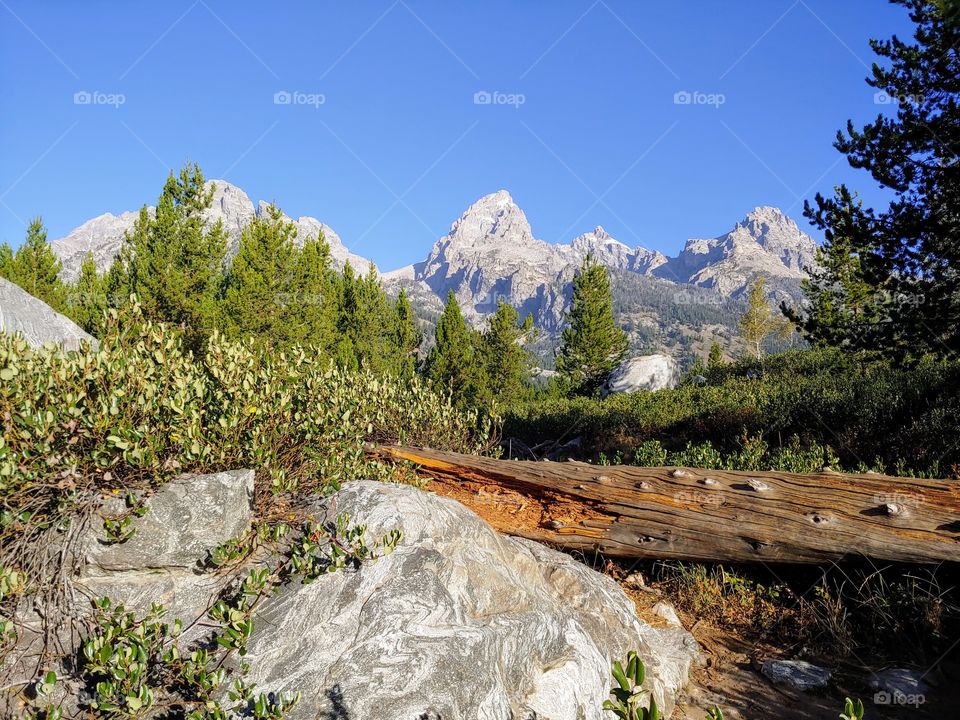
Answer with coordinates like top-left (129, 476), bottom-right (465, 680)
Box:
top-left (1, 1), bottom-right (910, 270)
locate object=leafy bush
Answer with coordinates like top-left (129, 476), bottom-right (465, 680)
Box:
top-left (0, 304), bottom-right (491, 596)
top-left (507, 347), bottom-right (960, 477)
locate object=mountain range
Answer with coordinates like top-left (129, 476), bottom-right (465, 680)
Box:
top-left (48, 181), bottom-right (818, 356)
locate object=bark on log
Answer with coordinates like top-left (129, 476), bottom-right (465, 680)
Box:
top-left (368, 445), bottom-right (960, 564)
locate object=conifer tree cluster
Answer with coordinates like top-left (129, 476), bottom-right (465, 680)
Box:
top-left (0, 163), bottom-right (427, 380)
top-left (0, 164), bottom-right (635, 409)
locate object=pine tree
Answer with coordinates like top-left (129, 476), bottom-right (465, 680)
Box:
top-left (795, 0), bottom-right (960, 356)
top-left (333, 262), bottom-right (397, 372)
top-left (707, 341), bottom-right (724, 369)
top-left (428, 291), bottom-right (484, 405)
top-left (9, 218), bottom-right (67, 311)
top-left (221, 204), bottom-right (298, 342)
top-left (739, 277), bottom-right (791, 359)
top-left (556, 253), bottom-right (629, 396)
top-left (0, 242), bottom-right (13, 279)
top-left (66, 252), bottom-right (108, 333)
top-left (287, 231), bottom-right (336, 352)
top-left (109, 163), bottom-right (227, 348)
top-left (393, 288), bottom-right (422, 380)
top-left (481, 300), bottom-right (533, 407)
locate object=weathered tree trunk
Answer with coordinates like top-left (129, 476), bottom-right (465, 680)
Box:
top-left (367, 445), bottom-right (960, 564)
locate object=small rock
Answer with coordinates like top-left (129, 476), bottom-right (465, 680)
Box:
top-left (652, 601), bottom-right (683, 628)
top-left (869, 668), bottom-right (929, 700)
top-left (761, 659), bottom-right (832, 691)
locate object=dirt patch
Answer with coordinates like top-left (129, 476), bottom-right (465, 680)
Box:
top-left (623, 582), bottom-right (956, 720)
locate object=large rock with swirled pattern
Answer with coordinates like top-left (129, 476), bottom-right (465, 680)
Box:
top-left (241, 481), bottom-right (700, 720)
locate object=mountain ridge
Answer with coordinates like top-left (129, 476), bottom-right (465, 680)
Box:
top-left (49, 185), bottom-right (818, 340)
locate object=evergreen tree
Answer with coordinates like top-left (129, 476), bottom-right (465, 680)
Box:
top-left (393, 288), bottom-right (422, 380)
top-left (287, 231), bottom-right (336, 352)
top-left (0, 242), bottom-right (13, 279)
top-left (793, 0), bottom-right (960, 356)
top-left (8, 218), bottom-right (67, 311)
top-left (334, 262), bottom-right (397, 373)
top-left (740, 277), bottom-right (791, 360)
top-left (220, 204), bottom-right (298, 342)
top-left (707, 341), bottom-right (724, 369)
top-left (109, 163), bottom-right (227, 348)
top-left (481, 300), bottom-right (533, 407)
top-left (66, 252), bottom-right (108, 334)
top-left (556, 253), bottom-right (629, 395)
top-left (428, 291), bottom-right (484, 405)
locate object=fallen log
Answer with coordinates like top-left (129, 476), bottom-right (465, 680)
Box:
top-left (368, 445), bottom-right (960, 564)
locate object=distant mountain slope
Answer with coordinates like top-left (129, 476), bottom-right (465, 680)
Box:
top-left (51, 180), bottom-right (372, 282)
top-left (383, 191), bottom-right (817, 337)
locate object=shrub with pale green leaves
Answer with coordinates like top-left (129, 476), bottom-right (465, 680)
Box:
top-left (0, 303), bottom-right (491, 594)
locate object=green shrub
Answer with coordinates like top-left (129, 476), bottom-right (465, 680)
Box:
top-left (506, 347), bottom-right (960, 477)
top-left (0, 304), bottom-right (491, 596)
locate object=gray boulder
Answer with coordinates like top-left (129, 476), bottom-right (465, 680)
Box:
top-left (75, 469), bottom-right (255, 622)
top-left (761, 659), bottom-right (832, 691)
top-left (869, 667), bottom-right (929, 703)
top-left (602, 354), bottom-right (680, 396)
top-left (0, 277), bottom-right (97, 350)
top-left (242, 481), bottom-right (700, 720)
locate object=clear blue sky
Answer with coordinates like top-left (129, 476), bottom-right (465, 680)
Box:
top-left (1, 1), bottom-right (910, 270)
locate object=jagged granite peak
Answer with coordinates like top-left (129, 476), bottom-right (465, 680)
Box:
top-left (569, 226), bottom-right (668, 275)
top-left (655, 205), bottom-right (818, 300)
top-left (50, 180), bottom-right (372, 280)
top-left (411, 191), bottom-right (574, 329)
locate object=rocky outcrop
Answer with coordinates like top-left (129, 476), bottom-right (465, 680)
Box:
top-left (9, 474), bottom-right (700, 720)
top-left (602, 354), bottom-right (680, 395)
top-left (0, 277), bottom-right (97, 350)
top-left (243, 481), bottom-right (700, 720)
top-left (50, 180), bottom-right (372, 281)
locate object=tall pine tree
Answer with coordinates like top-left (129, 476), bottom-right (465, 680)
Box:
top-left (220, 204), bottom-right (298, 342)
top-left (66, 252), bottom-right (108, 333)
top-left (793, 0), bottom-right (960, 356)
top-left (556, 253), bottom-right (629, 396)
top-left (428, 291), bottom-right (484, 405)
top-left (393, 288), bottom-right (422, 380)
top-left (0, 242), bottom-right (13, 279)
top-left (109, 163), bottom-right (227, 348)
top-left (7, 218), bottom-right (67, 311)
top-left (480, 300), bottom-right (533, 407)
top-left (287, 231), bottom-right (337, 352)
